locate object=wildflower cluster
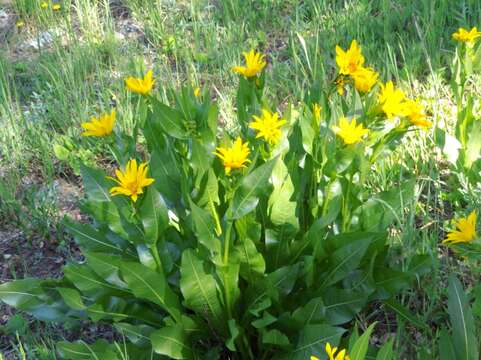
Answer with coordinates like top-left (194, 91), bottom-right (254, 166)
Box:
top-left (0, 38), bottom-right (445, 360)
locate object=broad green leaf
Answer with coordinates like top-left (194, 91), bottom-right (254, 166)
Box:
top-left (180, 249), bottom-right (224, 329)
top-left (64, 264), bottom-right (124, 297)
top-left (374, 268), bottom-right (413, 298)
top-left (447, 274), bottom-right (479, 360)
top-left (228, 157), bottom-right (278, 220)
top-left (268, 158), bottom-right (299, 229)
top-left (291, 297), bottom-right (325, 326)
top-left (81, 200), bottom-right (128, 239)
top-left (150, 148), bottom-right (182, 205)
top-left (226, 318), bottom-right (241, 351)
top-left (191, 138), bottom-right (214, 181)
top-left (298, 112), bottom-right (315, 155)
top-left (323, 288), bottom-right (366, 325)
top-left (63, 218), bottom-right (123, 254)
top-left (356, 179), bottom-right (415, 232)
top-left (350, 322), bottom-right (376, 360)
top-left (57, 288), bottom-right (85, 310)
top-left (80, 164), bottom-right (112, 202)
top-left (439, 328), bottom-right (457, 360)
top-left (289, 324), bottom-right (346, 360)
top-left (114, 323), bottom-right (154, 347)
top-left (150, 98), bottom-right (188, 139)
top-left (321, 237), bottom-right (371, 287)
top-left (252, 311), bottom-right (277, 329)
top-left (139, 187), bottom-right (169, 245)
top-left (465, 120), bottom-right (481, 168)
top-left (0, 279), bottom-right (44, 309)
top-left (262, 329), bottom-right (290, 346)
top-left (383, 299), bottom-right (427, 330)
top-left (57, 340), bottom-right (119, 360)
top-left (84, 252), bottom-right (128, 289)
top-left (376, 338), bottom-right (394, 360)
top-left (189, 200), bottom-right (221, 258)
top-left (120, 262), bottom-right (181, 322)
top-left (234, 215), bottom-right (265, 281)
top-left (151, 325), bottom-right (193, 360)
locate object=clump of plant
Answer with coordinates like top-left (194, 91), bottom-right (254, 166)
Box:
top-left (0, 41), bottom-right (430, 359)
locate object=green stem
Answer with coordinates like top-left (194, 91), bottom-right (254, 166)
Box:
top-left (223, 221), bottom-right (234, 319)
top-left (150, 243), bottom-right (162, 272)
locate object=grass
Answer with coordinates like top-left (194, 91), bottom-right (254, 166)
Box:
top-left (1, 0), bottom-right (481, 358)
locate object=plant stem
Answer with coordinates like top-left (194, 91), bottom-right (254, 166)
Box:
top-left (223, 221), bottom-right (234, 320)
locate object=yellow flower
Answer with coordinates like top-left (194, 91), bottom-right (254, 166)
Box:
top-left (443, 211), bottom-right (477, 245)
top-left (125, 69), bottom-right (156, 95)
top-left (214, 137), bottom-right (250, 175)
top-left (108, 159), bottom-right (155, 202)
top-left (378, 81), bottom-right (406, 119)
top-left (326, 343), bottom-right (350, 360)
top-left (249, 108), bottom-right (287, 145)
top-left (52, 3), bottom-right (61, 11)
top-left (332, 117), bottom-right (369, 145)
top-left (312, 103), bottom-right (322, 122)
top-left (41, 2), bottom-right (48, 9)
top-left (351, 67), bottom-right (378, 93)
top-left (310, 357), bottom-right (319, 360)
top-left (81, 109), bottom-right (116, 137)
top-left (452, 27), bottom-right (481, 44)
top-left (194, 87), bottom-right (201, 97)
top-left (16, 20), bottom-right (25, 28)
top-left (402, 99), bottom-right (432, 128)
top-left (232, 50), bottom-right (266, 78)
top-left (335, 40), bottom-right (365, 75)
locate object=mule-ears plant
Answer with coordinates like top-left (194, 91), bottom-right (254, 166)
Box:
top-left (0, 43), bottom-right (430, 359)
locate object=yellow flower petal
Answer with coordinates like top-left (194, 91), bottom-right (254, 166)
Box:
top-left (214, 137), bottom-right (250, 175)
top-left (107, 159), bottom-right (155, 202)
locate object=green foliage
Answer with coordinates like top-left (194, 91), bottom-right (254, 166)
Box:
top-left (0, 45), bottom-right (429, 358)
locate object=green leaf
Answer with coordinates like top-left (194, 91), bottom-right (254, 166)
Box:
top-left (81, 200), bottom-right (128, 240)
top-left (447, 274), bottom-right (479, 360)
top-left (321, 237), bottom-right (371, 287)
top-left (63, 218), bottom-right (124, 254)
top-left (262, 329), bottom-right (290, 347)
top-left (84, 252), bottom-right (128, 288)
top-left (150, 98), bottom-right (188, 139)
top-left (64, 264), bottom-right (123, 297)
top-left (0, 279), bottom-right (44, 309)
top-left (57, 288), bottom-right (86, 310)
top-left (139, 187), bottom-right (169, 245)
top-left (150, 325), bottom-right (193, 359)
top-left (114, 323), bottom-right (154, 347)
top-left (228, 157), bottom-right (278, 220)
top-left (356, 179), bottom-right (415, 232)
top-left (189, 200), bottom-right (221, 258)
top-left (465, 120), bottom-right (481, 168)
top-left (289, 324), bottom-right (346, 360)
top-left (80, 164), bottom-right (111, 202)
top-left (383, 299), bottom-right (428, 330)
top-left (57, 340), bottom-right (119, 360)
top-left (268, 158), bottom-right (299, 230)
top-left (150, 148), bottom-right (182, 205)
top-left (234, 215), bottom-right (265, 282)
top-left (323, 288), bottom-right (366, 325)
top-left (292, 297), bottom-right (325, 326)
top-left (120, 262), bottom-right (181, 321)
top-left (350, 322), bottom-right (376, 360)
top-left (180, 249), bottom-right (224, 329)
top-left (439, 327), bottom-right (457, 360)
top-left (226, 318), bottom-right (241, 351)
top-left (376, 338), bottom-right (394, 360)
